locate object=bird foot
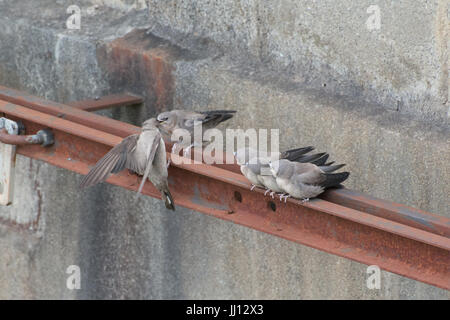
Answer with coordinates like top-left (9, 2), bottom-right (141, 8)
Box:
top-left (279, 194), bottom-right (290, 202)
top-left (301, 198), bottom-right (310, 203)
top-left (269, 191), bottom-right (276, 198)
top-left (264, 189), bottom-right (271, 196)
top-left (250, 184), bottom-right (256, 191)
top-left (284, 195), bottom-right (291, 203)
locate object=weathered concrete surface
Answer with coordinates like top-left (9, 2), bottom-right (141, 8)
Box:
top-left (145, 0), bottom-right (450, 124)
top-left (0, 1), bottom-right (449, 299)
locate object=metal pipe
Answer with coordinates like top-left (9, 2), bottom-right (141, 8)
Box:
top-left (0, 128), bottom-right (54, 146)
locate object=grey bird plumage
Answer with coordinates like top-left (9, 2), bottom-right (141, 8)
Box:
top-left (79, 118), bottom-right (175, 210)
top-left (270, 159), bottom-right (349, 201)
top-left (241, 157), bottom-right (266, 190)
top-left (255, 157), bottom-right (285, 194)
top-left (156, 109), bottom-right (236, 154)
top-left (258, 153), bottom-right (337, 197)
top-left (234, 146), bottom-right (316, 192)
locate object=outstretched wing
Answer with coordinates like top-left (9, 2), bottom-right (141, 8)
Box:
top-left (79, 135), bottom-right (139, 188)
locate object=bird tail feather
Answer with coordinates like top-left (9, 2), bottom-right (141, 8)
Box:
top-left (310, 154), bottom-right (329, 166)
top-left (282, 146), bottom-right (315, 160)
top-left (200, 110), bottom-right (236, 127)
top-left (295, 152), bottom-right (326, 163)
top-left (162, 189), bottom-right (175, 211)
top-left (321, 172), bottom-right (350, 188)
top-left (319, 163), bottom-right (346, 173)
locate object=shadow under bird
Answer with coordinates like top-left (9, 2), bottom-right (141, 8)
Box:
top-left (156, 109), bottom-right (236, 155)
top-left (79, 118), bottom-right (175, 210)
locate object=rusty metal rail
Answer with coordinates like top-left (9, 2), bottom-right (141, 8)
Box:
top-left (67, 93), bottom-right (143, 112)
top-left (0, 89), bottom-right (449, 290)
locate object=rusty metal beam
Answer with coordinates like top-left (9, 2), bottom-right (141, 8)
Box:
top-left (11, 85), bottom-right (445, 237)
top-left (321, 188), bottom-right (450, 238)
top-left (0, 97), bottom-right (449, 290)
top-left (0, 85), bottom-right (140, 138)
top-left (67, 94), bottom-right (143, 112)
top-left (222, 162), bottom-right (450, 238)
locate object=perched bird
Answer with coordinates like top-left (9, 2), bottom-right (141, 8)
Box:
top-left (79, 118), bottom-right (175, 210)
top-left (245, 152), bottom-right (334, 198)
top-left (234, 146), bottom-right (315, 191)
top-left (253, 156), bottom-right (283, 195)
top-left (156, 109), bottom-right (236, 155)
top-left (269, 159), bottom-right (349, 202)
top-left (239, 156), bottom-right (266, 191)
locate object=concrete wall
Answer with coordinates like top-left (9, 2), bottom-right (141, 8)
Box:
top-left (0, 1), bottom-right (448, 299)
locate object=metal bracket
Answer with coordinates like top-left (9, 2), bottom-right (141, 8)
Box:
top-left (0, 117), bottom-right (19, 205)
top-left (0, 118), bottom-right (54, 205)
top-left (28, 129), bottom-right (55, 146)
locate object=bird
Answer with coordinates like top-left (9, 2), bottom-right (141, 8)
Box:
top-left (269, 159), bottom-right (349, 202)
top-left (245, 151), bottom-right (335, 199)
top-left (156, 109), bottom-right (236, 157)
top-left (234, 146), bottom-right (316, 191)
top-left (239, 156), bottom-right (266, 191)
top-left (79, 118), bottom-right (175, 210)
top-left (258, 154), bottom-right (342, 199)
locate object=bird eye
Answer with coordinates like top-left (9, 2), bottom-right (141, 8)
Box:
top-left (157, 116), bottom-right (168, 123)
